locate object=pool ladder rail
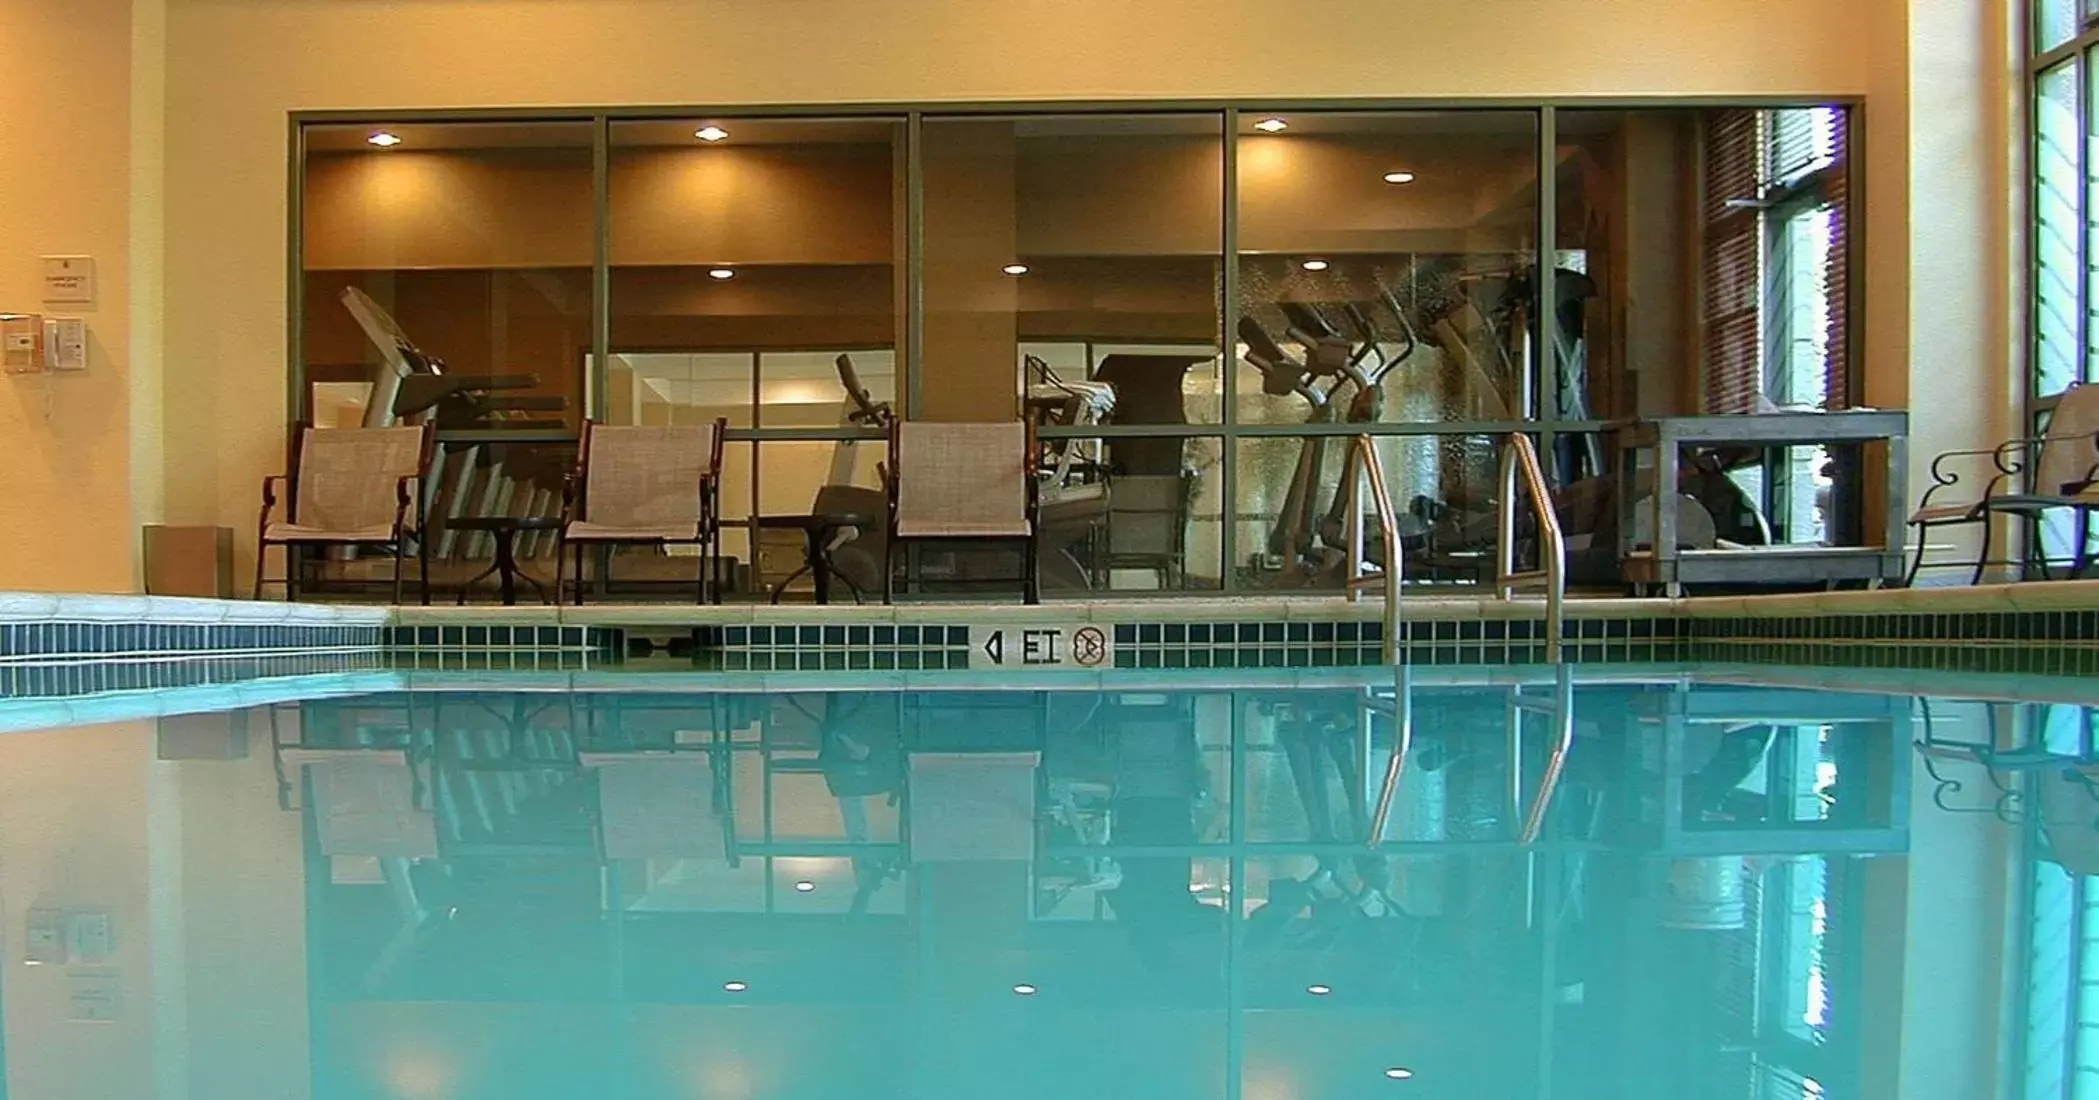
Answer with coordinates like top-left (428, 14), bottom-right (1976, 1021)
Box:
top-left (1344, 432), bottom-right (1568, 664)
top-left (1341, 435), bottom-right (1404, 664)
top-left (1363, 664), bottom-right (1575, 850)
top-left (1495, 433), bottom-right (1567, 663)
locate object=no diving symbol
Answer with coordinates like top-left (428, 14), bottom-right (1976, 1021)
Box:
top-left (1072, 627), bottom-right (1107, 667)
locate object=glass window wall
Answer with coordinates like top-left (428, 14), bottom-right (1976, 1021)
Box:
top-left (300, 121), bottom-right (594, 433)
top-left (1558, 106), bottom-right (1855, 551)
top-left (607, 118), bottom-right (903, 585)
top-left (920, 114), bottom-right (1225, 424)
top-left (298, 121), bottom-right (595, 598)
top-left (2026, 3), bottom-right (2099, 577)
top-left (293, 102), bottom-right (1858, 599)
top-left (1232, 110), bottom-right (1543, 590)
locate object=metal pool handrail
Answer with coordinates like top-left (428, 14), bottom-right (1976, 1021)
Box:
top-left (1366, 667), bottom-right (1413, 847)
top-left (1495, 433), bottom-right (1566, 663)
top-left (1343, 435), bottom-right (1403, 665)
top-left (1517, 665), bottom-right (1576, 845)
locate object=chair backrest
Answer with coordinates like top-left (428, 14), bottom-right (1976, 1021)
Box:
top-left (293, 425), bottom-right (427, 533)
top-left (894, 421), bottom-right (1030, 535)
top-left (2038, 383), bottom-right (2099, 495)
top-left (583, 423), bottom-right (719, 527)
top-left (1108, 475), bottom-right (1189, 556)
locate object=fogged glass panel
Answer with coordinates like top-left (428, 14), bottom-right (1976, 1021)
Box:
top-left (2086, 52), bottom-right (2099, 392)
top-left (607, 117), bottom-right (903, 422)
top-left (1235, 111), bottom-right (1538, 428)
top-left (2041, 60), bottom-right (2083, 398)
top-left (1235, 432), bottom-right (1499, 591)
top-left (301, 121), bottom-right (592, 432)
top-left (2042, 0), bottom-right (2082, 52)
top-left (921, 114), bottom-right (1224, 423)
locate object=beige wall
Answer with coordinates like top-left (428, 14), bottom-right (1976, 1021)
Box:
top-left (1891, 0), bottom-right (2024, 578)
top-left (0, 0), bottom-right (2021, 590)
top-left (156, 0), bottom-right (1890, 578)
top-left (1860, 704), bottom-right (2023, 1100)
top-left (0, 714), bottom-right (313, 1100)
top-left (0, 722), bottom-right (161, 1097)
top-left (0, 0), bottom-right (1919, 588)
top-left (0, 0), bottom-right (138, 591)
top-left (170, 713), bottom-right (311, 1100)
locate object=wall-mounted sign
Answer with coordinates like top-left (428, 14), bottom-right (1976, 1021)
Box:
top-left (41, 256), bottom-right (95, 305)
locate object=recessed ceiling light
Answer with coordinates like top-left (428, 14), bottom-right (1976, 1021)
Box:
top-left (708, 268), bottom-right (736, 280)
top-left (1012, 983), bottom-right (1038, 996)
top-left (367, 132), bottom-right (402, 148)
top-left (1384, 1068), bottom-right (1415, 1080)
top-left (722, 981), bottom-right (749, 993)
top-left (794, 880), bottom-right (816, 893)
top-left (1383, 171), bottom-right (1417, 184)
top-left (1254, 117), bottom-right (1288, 133)
top-left (695, 125), bottom-right (730, 142)
top-left (1301, 259), bottom-right (1330, 272)
top-left (1002, 263), bottom-right (1029, 276)
top-left (1306, 984), bottom-right (1332, 996)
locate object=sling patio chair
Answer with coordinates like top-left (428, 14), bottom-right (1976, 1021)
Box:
top-left (884, 420), bottom-right (1040, 603)
top-left (1910, 382), bottom-right (2099, 584)
top-left (256, 423), bottom-right (435, 603)
top-left (556, 420), bottom-right (727, 604)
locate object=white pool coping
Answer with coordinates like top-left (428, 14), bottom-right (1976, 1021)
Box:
top-left (0, 591), bottom-right (390, 626)
top-left (0, 580), bottom-right (2094, 636)
top-left (4, 579), bottom-right (2095, 629)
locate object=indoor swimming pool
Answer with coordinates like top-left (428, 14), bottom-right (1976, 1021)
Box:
top-left (0, 663), bottom-right (2077, 1099)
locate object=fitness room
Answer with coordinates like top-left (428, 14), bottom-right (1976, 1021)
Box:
top-left (284, 103), bottom-right (1883, 606)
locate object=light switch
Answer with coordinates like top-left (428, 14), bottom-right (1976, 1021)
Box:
top-left (1, 314), bottom-right (42, 374)
top-left (24, 907), bottom-right (63, 964)
top-left (43, 318), bottom-right (85, 371)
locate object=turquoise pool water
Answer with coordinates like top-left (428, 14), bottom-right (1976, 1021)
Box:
top-left (0, 667), bottom-right (2083, 1099)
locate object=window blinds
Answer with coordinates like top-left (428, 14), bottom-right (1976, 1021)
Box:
top-left (1700, 109), bottom-right (1764, 415)
top-left (1698, 107), bottom-right (1851, 414)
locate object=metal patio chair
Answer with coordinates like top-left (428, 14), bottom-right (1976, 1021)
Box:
top-left (556, 420), bottom-right (726, 603)
top-left (1910, 382), bottom-right (2099, 584)
top-left (256, 423), bottom-right (435, 603)
top-left (884, 420), bottom-right (1040, 603)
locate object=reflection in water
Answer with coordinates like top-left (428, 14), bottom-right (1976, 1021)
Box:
top-left (3, 676), bottom-right (2080, 1097)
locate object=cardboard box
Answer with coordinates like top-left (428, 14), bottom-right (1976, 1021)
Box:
top-left (142, 525), bottom-right (234, 598)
